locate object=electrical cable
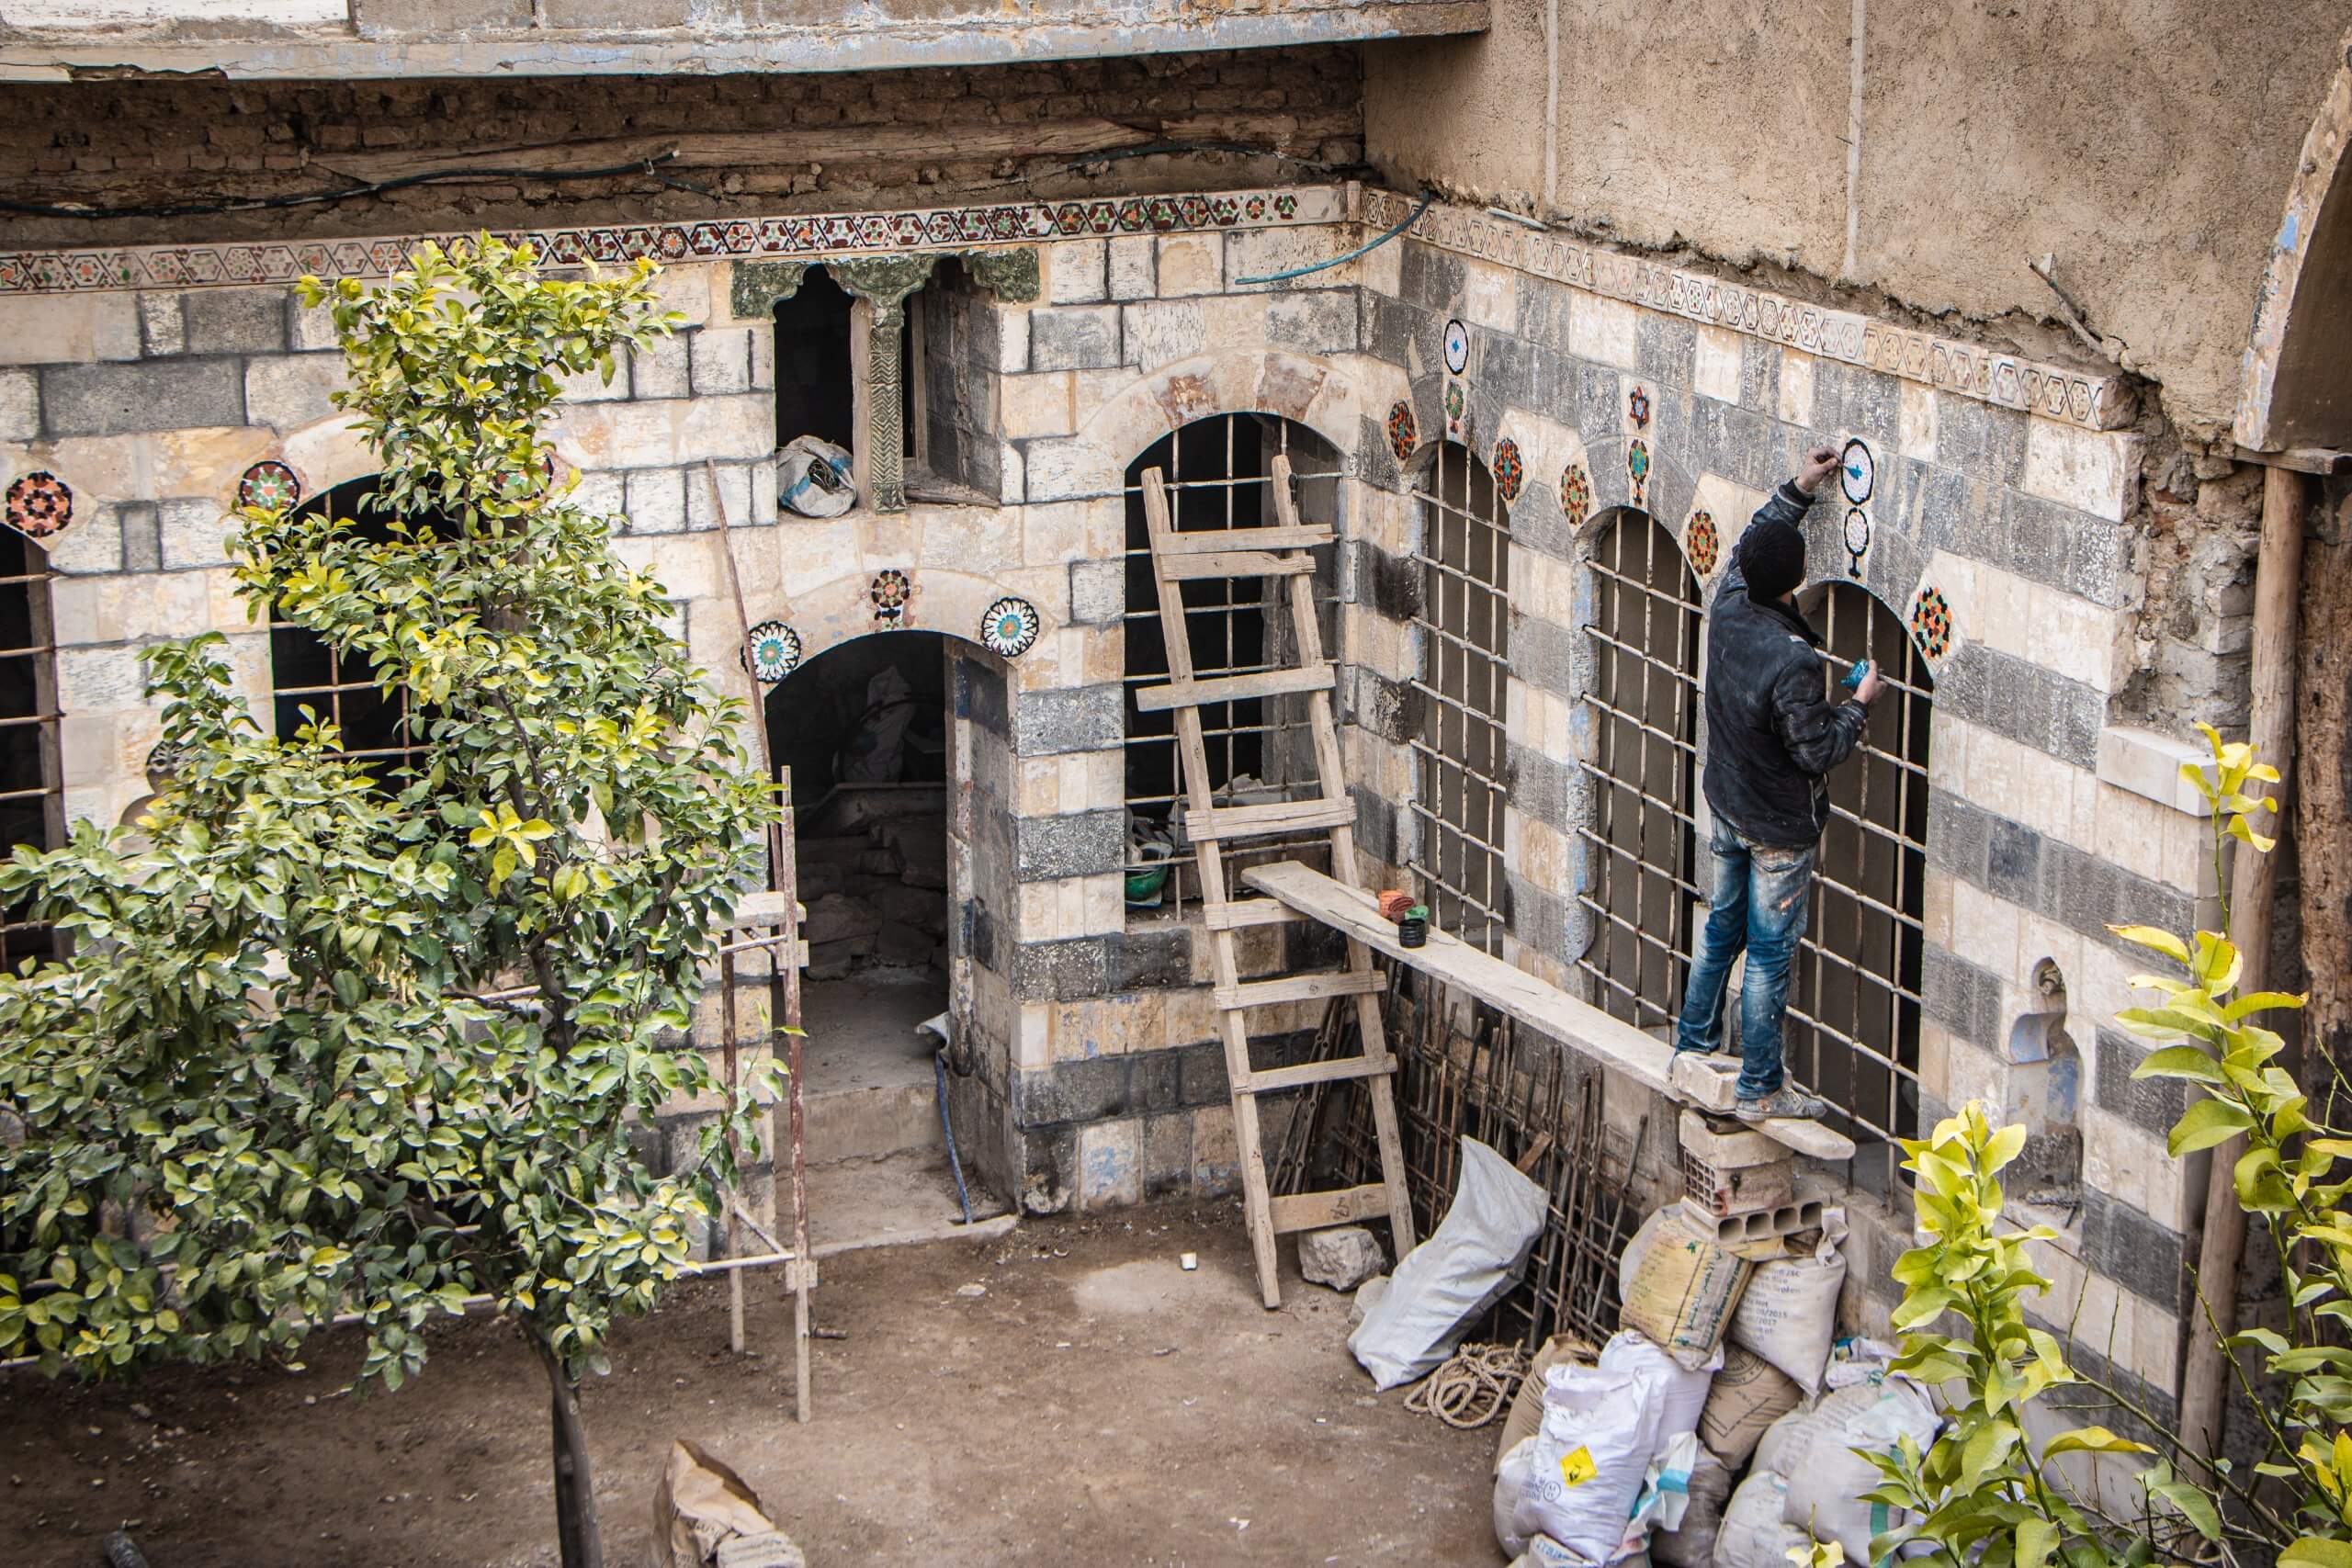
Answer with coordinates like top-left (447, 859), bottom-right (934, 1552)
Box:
top-left (0, 151), bottom-right (687, 222)
top-left (1233, 186), bottom-right (1433, 286)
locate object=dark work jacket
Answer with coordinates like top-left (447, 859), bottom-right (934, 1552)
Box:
top-left (1700, 481), bottom-right (1870, 849)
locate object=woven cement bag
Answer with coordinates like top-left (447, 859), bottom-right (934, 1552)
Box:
top-left (1618, 1205), bottom-right (1755, 1370)
top-left (1649, 1445), bottom-right (1733, 1568)
top-left (1496, 1334), bottom-right (1596, 1472)
top-left (1713, 1471), bottom-right (1808, 1568)
top-left (1494, 1435), bottom-right (1539, 1559)
top-left (1698, 1345), bottom-right (1804, 1467)
top-left (1510, 1359), bottom-right (1667, 1563)
top-left (1773, 1378), bottom-right (1942, 1563)
top-left (1728, 1209), bottom-right (1849, 1395)
top-left (1349, 1136), bottom-right (1547, 1389)
top-left (1600, 1329), bottom-right (1718, 1447)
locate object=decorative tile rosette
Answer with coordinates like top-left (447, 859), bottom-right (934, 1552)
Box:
top-left (1442, 378), bottom-right (1465, 426)
top-left (237, 459), bottom-right (302, 513)
top-left (6, 470), bottom-right (72, 538)
top-left (744, 620), bottom-right (803, 683)
top-left (1909, 586), bottom-right (1953, 660)
top-left (979, 595), bottom-right (1041, 660)
top-left (1684, 511), bottom-right (1720, 576)
top-left (1843, 507), bottom-right (1872, 579)
top-left (1627, 385), bottom-right (1652, 430)
top-left (1491, 437), bottom-right (1524, 504)
top-left (1385, 400), bottom-right (1418, 464)
top-left (870, 568), bottom-right (913, 626)
top-left (1626, 438), bottom-right (1652, 503)
top-left (1559, 463), bottom-right (1592, 525)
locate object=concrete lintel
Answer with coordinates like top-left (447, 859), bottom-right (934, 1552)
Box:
top-left (0, 3), bottom-right (1489, 82)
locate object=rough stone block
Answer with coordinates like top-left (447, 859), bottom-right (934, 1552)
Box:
top-left (684, 460), bottom-right (756, 532)
top-left (0, 369), bottom-right (36, 443)
top-left (630, 334), bottom-right (691, 400)
top-left (41, 358), bottom-right (244, 437)
top-left (244, 354), bottom-right (349, 432)
top-left (1142, 1111), bottom-right (1193, 1198)
top-left (0, 294), bottom-right (141, 366)
top-left (1155, 234), bottom-right (1222, 298)
top-left (1268, 290), bottom-right (1357, 355)
top-left (1015, 808), bottom-right (1124, 883)
top-left (137, 294), bottom-right (185, 358)
top-left (1669, 1051), bottom-right (1740, 1112)
top-left (184, 288), bottom-right (288, 355)
top-left (542, 0), bottom-right (691, 23)
top-left (689, 327), bottom-right (755, 396)
top-left (1029, 306), bottom-right (1121, 372)
top-left (1121, 299), bottom-right (1206, 371)
top-left (624, 467), bottom-right (686, 535)
top-left (353, 0), bottom-right (533, 31)
top-left (1107, 236), bottom-right (1156, 300)
top-left (1068, 558), bottom-right (1124, 626)
top-left (2096, 725), bottom-right (2212, 816)
top-left (40, 499), bottom-right (121, 575)
top-left (1046, 239), bottom-right (1107, 305)
top-left (1298, 1224), bottom-right (1384, 1290)
top-left (158, 497), bottom-right (231, 571)
top-left (1077, 1117), bottom-right (1140, 1209)
top-left (118, 501), bottom-right (162, 572)
top-left (1012, 683), bottom-right (1122, 756)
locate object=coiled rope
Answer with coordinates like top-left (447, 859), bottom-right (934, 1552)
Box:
top-left (1403, 1342), bottom-right (1532, 1429)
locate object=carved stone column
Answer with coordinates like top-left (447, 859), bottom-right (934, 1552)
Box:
top-left (831, 254), bottom-right (939, 513)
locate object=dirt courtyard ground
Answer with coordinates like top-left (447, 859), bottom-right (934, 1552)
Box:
top-left (0, 1201), bottom-right (1498, 1566)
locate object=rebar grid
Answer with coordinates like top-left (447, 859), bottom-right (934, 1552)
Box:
top-left (1409, 442), bottom-right (1511, 954)
top-left (1301, 970), bottom-right (1640, 1352)
top-left (1789, 581), bottom-right (1933, 1190)
top-left (0, 529), bottom-right (62, 965)
top-left (1575, 511), bottom-right (1703, 1031)
top-left (1121, 414), bottom-right (1342, 914)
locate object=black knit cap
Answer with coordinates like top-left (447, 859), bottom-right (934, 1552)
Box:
top-left (1739, 521), bottom-right (1806, 600)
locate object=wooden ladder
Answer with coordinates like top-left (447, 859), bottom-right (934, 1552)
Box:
top-left (1136, 455), bottom-right (1417, 1308)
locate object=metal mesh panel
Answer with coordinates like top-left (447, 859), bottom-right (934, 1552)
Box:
top-left (0, 525), bottom-right (63, 966)
top-left (1409, 442), bottom-right (1511, 953)
top-left (269, 477), bottom-right (432, 779)
top-left (1576, 509), bottom-right (1702, 1029)
top-left (1121, 414), bottom-right (1342, 913)
top-left (1789, 581), bottom-right (1933, 1190)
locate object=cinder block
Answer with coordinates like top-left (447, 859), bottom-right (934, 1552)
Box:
top-left (184, 288), bottom-right (288, 355)
top-left (1670, 1052), bottom-right (1740, 1114)
top-left (1679, 1197), bottom-right (1825, 1247)
top-left (41, 358), bottom-right (244, 437)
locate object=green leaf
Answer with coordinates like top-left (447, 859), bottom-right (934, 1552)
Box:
top-left (2281, 1541), bottom-right (2352, 1568)
top-left (2109, 925), bottom-right (2190, 964)
top-left (2168, 1096), bottom-right (2255, 1156)
top-left (2131, 1045), bottom-right (2223, 1083)
top-left (2042, 1426), bottom-right (2151, 1459)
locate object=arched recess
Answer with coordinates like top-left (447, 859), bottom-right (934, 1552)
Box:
top-left (269, 475), bottom-right (435, 777)
top-left (1409, 439), bottom-right (1511, 953)
top-left (1789, 579), bottom-right (1935, 1190)
top-left (0, 524), bottom-right (63, 964)
top-left (1121, 412), bottom-right (1343, 911)
top-left (1576, 506), bottom-right (1704, 1029)
top-left (2236, 28), bottom-right (2352, 450)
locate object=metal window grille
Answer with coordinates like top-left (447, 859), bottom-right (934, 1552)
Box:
top-left (1788, 581), bottom-right (1933, 1191)
top-left (1409, 442), bottom-right (1510, 953)
top-left (1576, 509), bottom-right (1703, 1030)
top-left (0, 525), bottom-right (64, 966)
top-left (1121, 413), bottom-right (1341, 914)
top-left (269, 478), bottom-right (431, 778)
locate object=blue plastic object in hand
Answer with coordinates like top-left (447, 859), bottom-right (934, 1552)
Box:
top-left (1840, 659), bottom-right (1872, 691)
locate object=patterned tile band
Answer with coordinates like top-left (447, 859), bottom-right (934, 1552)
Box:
top-left (1359, 188), bottom-right (2132, 432)
top-left (0, 186), bottom-right (1341, 297)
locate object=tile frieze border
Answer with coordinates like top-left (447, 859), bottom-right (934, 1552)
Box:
top-left (1358, 187), bottom-right (2133, 433)
top-left (0, 186), bottom-right (1337, 299)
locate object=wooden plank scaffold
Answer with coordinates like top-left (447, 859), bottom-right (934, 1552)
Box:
top-left (1134, 455), bottom-right (1418, 1308)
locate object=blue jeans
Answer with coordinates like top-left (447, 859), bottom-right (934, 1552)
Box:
top-left (1674, 817), bottom-right (1815, 1100)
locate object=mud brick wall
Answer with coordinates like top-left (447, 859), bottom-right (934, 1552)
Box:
top-left (0, 51), bottom-right (1364, 252)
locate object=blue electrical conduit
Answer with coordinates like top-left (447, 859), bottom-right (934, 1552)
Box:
top-left (1233, 187), bottom-right (1438, 287)
top-left (933, 1050), bottom-right (974, 1226)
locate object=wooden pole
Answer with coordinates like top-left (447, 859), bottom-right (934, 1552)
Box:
top-left (2180, 463), bottom-right (2305, 1465)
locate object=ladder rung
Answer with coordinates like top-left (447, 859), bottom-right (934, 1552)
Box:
top-left (1242, 1053), bottom-right (1394, 1095)
top-left (1214, 969), bottom-right (1385, 1010)
top-left (1159, 550), bottom-right (1318, 580)
top-left (1184, 797), bottom-right (1355, 842)
top-left (1155, 524), bottom-right (1334, 555)
top-left (1201, 897), bottom-right (1304, 931)
top-left (1134, 662), bottom-right (1335, 713)
top-left (1270, 1184), bottom-right (1396, 1235)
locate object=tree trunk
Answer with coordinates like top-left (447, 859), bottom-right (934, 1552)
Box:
top-left (2301, 512), bottom-right (2352, 1112)
top-left (529, 1330), bottom-right (605, 1568)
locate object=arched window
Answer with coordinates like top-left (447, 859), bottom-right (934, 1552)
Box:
top-left (1410, 441), bottom-right (1510, 953)
top-left (269, 476), bottom-right (433, 778)
top-left (0, 524), bottom-right (62, 964)
top-left (1121, 413), bottom-right (1341, 913)
top-left (1789, 581), bottom-right (1933, 1190)
top-left (1577, 509), bottom-right (1703, 1029)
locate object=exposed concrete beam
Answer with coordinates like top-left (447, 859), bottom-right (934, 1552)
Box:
top-left (0, 1), bottom-right (1489, 83)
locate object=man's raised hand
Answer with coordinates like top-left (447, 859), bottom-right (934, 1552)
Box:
top-left (1793, 444), bottom-right (1840, 495)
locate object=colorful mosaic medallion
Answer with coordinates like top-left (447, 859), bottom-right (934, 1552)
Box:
top-left (1843, 507), bottom-right (1871, 580)
top-left (744, 620), bottom-right (803, 683)
top-left (1558, 463), bottom-right (1592, 525)
top-left (1627, 385), bottom-right (1652, 431)
top-left (1840, 437), bottom-right (1876, 505)
top-left (1492, 438), bottom-right (1524, 504)
top-left (980, 596), bottom-right (1041, 660)
top-left (6, 470), bottom-right (71, 539)
top-left (1442, 318), bottom-right (1470, 376)
top-left (1910, 586), bottom-right (1953, 659)
top-left (237, 459), bottom-right (302, 513)
top-left (870, 568), bottom-right (913, 626)
top-left (1385, 400), bottom-right (1418, 464)
top-left (1626, 438), bottom-right (1652, 495)
top-left (1443, 378), bottom-right (1465, 426)
top-left (1684, 511), bottom-right (1720, 576)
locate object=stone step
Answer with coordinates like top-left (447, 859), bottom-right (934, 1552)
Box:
top-left (802, 1070), bottom-right (944, 1166)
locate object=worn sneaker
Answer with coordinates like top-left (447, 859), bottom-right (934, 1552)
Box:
top-left (1734, 1086), bottom-right (1828, 1123)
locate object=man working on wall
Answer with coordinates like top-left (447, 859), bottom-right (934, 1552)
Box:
top-left (1674, 444), bottom-right (1884, 1124)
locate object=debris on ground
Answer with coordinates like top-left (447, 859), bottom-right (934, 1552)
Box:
top-left (1348, 1136), bottom-right (1545, 1390)
top-left (651, 1438), bottom-right (808, 1568)
top-left (1297, 1224), bottom-right (1385, 1290)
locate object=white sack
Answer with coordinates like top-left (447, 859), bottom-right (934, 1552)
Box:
top-left (1649, 1446), bottom-right (1732, 1568)
top-left (1774, 1378), bottom-right (1942, 1565)
top-left (1494, 1435), bottom-right (1537, 1559)
top-left (1713, 1471), bottom-right (1809, 1568)
top-left (1620, 1428), bottom-right (1702, 1551)
top-left (1729, 1209), bottom-right (1849, 1395)
top-left (1600, 1330), bottom-right (1718, 1450)
top-left (1511, 1359), bottom-right (1666, 1564)
top-left (1349, 1136), bottom-right (1546, 1390)
top-left (776, 434), bottom-right (855, 517)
